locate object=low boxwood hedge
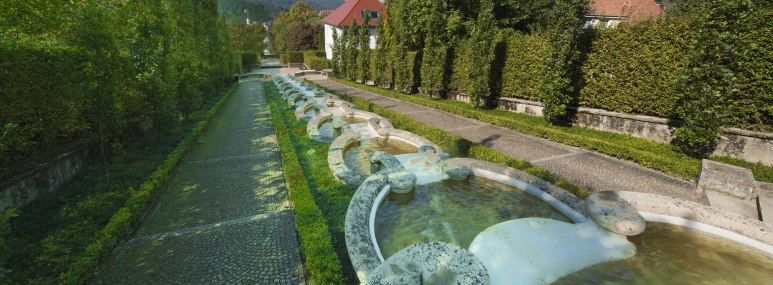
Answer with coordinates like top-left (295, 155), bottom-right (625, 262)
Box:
top-left (264, 82), bottom-right (350, 284)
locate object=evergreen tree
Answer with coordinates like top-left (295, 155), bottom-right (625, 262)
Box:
top-left (467, 0), bottom-right (495, 107)
top-left (373, 15), bottom-right (386, 84)
top-left (538, 0), bottom-right (586, 123)
top-left (348, 19), bottom-right (360, 80)
top-left (357, 10), bottom-right (372, 81)
top-left (332, 27), bottom-right (340, 74)
top-left (340, 26), bottom-right (349, 77)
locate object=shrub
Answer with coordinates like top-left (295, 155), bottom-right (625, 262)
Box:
top-left (501, 33), bottom-right (549, 101)
top-left (0, 207), bottom-right (16, 279)
top-left (674, 1), bottom-right (764, 157)
top-left (580, 18), bottom-right (694, 118)
top-left (280, 51), bottom-right (304, 64)
top-left (303, 50), bottom-right (330, 70)
top-left (394, 50), bottom-right (418, 92)
top-left (286, 23), bottom-right (323, 51)
top-left (419, 45), bottom-right (450, 94)
top-left (0, 36), bottom-right (87, 171)
top-left (240, 51), bottom-right (260, 66)
top-left (450, 39), bottom-right (474, 94)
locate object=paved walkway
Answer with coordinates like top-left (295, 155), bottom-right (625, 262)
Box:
top-left (305, 76), bottom-right (702, 203)
top-left (93, 79), bottom-right (305, 284)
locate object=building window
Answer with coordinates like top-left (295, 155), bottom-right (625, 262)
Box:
top-left (362, 10), bottom-right (380, 20)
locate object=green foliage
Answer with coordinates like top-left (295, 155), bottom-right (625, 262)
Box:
top-left (264, 82), bottom-right (349, 284)
top-left (347, 20), bottom-right (360, 81)
top-left (450, 39), bottom-right (474, 94)
top-left (0, 207), bottom-right (16, 280)
top-left (303, 50), bottom-right (331, 70)
top-left (269, 2), bottom-right (321, 53)
top-left (0, 37), bottom-right (87, 170)
top-left (674, 0), bottom-right (750, 157)
top-left (57, 84), bottom-right (237, 285)
top-left (501, 33), bottom-right (549, 100)
top-left (581, 17), bottom-right (694, 117)
top-left (420, 45), bottom-right (450, 95)
top-left (240, 51), bottom-right (261, 66)
top-left (280, 51), bottom-right (304, 64)
top-left (467, 0), bottom-right (496, 107)
top-left (729, 5), bottom-right (773, 132)
top-left (228, 22), bottom-right (267, 52)
top-left (287, 22), bottom-right (323, 51)
top-left (538, 0), bottom-right (586, 124)
top-left (0, 0), bottom-right (234, 171)
top-left (372, 16), bottom-right (389, 84)
top-left (357, 10), bottom-right (372, 81)
top-left (331, 28), bottom-right (341, 74)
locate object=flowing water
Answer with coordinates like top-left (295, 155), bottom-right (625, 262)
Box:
top-left (375, 176), bottom-right (572, 259)
top-left (343, 138), bottom-right (418, 176)
top-left (318, 116), bottom-right (369, 139)
top-left (554, 222), bottom-right (773, 284)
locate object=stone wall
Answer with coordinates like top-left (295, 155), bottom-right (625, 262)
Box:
top-left (446, 92), bottom-right (773, 166)
top-left (0, 143), bottom-right (93, 209)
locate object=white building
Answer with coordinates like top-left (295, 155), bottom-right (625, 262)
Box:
top-left (321, 0), bottom-right (385, 60)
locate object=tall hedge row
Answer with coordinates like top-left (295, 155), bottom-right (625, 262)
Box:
top-left (501, 33), bottom-right (549, 101)
top-left (280, 51), bottom-right (304, 64)
top-left (0, 38), bottom-right (87, 166)
top-left (303, 50), bottom-right (330, 70)
top-left (450, 39), bottom-right (474, 94)
top-left (580, 17), bottom-right (695, 118)
top-left (0, 0), bottom-right (235, 172)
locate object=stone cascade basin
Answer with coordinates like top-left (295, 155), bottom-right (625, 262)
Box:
top-left (272, 77), bottom-right (773, 285)
top-left (347, 154), bottom-right (773, 284)
top-left (327, 126), bottom-right (441, 186)
top-left (307, 103), bottom-right (392, 143)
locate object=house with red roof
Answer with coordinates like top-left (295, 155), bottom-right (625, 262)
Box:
top-left (321, 0), bottom-right (386, 59)
top-left (585, 0), bottom-right (664, 28)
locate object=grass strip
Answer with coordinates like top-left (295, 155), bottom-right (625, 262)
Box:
top-left (264, 82), bottom-right (348, 284)
top-left (311, 81), bottom-right (590, 199)
top-left (59, 84), bottom-right (238, 284)
top-left (330, 78), bottom-right (773, 184)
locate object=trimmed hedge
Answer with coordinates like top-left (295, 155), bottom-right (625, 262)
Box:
top-left (303, 50), bottom-right (331, 70)
top-left (264, 82), bottom-right (347, 284)
top-left (580, 17), bottom-right (694, 118)
top-left (0, 37), bottom-right (87, 170)
top-left (240, 51), bottom-right (261, 66)
top-left (501, 33), bottom-right (549, 101)
top-left (450, 39), bottom-right (473, 94)
top-left (394, 51), bottom-right (418, 92)
top-left (58, 84), bottom-right (238, 284)
top-left (419, 45), bottom-right (451, 94)
top-left (280, 51), bottom-right (304, 64)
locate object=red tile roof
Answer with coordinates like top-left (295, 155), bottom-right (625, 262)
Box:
top-left (588, 0), bottom-right (664, 22)
top-left (321, 0), bottom-right (386, 27)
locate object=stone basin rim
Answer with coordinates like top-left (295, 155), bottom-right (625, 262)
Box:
top-left (368, 166), bottom-right (589, 262)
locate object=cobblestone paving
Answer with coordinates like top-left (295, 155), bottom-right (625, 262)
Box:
top-left (93, 79), bottom-right (305, 284)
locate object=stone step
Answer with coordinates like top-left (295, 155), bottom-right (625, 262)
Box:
top-left (757, 182), bottom-right (773, 224)
top-left (698, 159), bottom-right (761, 219)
